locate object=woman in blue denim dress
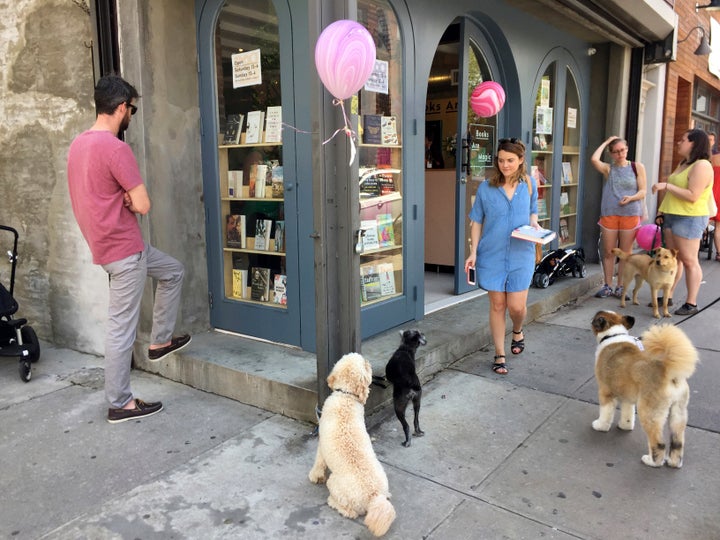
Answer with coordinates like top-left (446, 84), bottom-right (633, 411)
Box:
top-left (464, 138), bottom-right (539, 374)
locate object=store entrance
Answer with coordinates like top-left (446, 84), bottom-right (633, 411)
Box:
top-left (424, 20), bottom-right (499, 313)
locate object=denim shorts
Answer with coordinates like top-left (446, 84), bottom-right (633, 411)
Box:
top-left (663, 214), bottom-right (709, 239)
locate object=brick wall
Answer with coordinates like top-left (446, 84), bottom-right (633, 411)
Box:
top-left (661, 0), bottom-right (720, 177)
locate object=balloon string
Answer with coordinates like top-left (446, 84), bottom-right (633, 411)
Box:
top-left (280, 122), bottom-right (313, 135)
top-left (321, 99), bottom-right (357, 166)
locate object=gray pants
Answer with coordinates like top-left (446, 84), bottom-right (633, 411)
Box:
top-left (101, 243), bottom-right (184, 408)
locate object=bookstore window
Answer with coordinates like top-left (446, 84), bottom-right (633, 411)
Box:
top-left (357, 1), bottom-right (404, 306)
top-left (215, 0), bottom-right (287, 307)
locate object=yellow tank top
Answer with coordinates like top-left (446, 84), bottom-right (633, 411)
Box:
top-left (659, 160), bottom-right (713, 216)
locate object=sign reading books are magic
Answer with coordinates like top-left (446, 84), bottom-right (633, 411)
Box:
top-left (468, 123), bottom-right (494, 180)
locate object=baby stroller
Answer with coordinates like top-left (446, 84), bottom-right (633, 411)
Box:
top-left (532, 247), bottom-right (587, 288)
top-left (0, 225), bottom-right (40, 381)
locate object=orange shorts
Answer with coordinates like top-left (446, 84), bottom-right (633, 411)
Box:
top-left (598, 215), bottom-right (641, 231)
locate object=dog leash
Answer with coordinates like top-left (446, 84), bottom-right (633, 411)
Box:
top-left (649, 214), bottom-right (666, 256)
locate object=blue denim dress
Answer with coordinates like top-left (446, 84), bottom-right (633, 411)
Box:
top-left (468, 177), bottom-right (538, 292)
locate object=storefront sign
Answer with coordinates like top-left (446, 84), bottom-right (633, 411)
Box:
top-left (468, 123), bottom-right (494, 179)
top-left (231, 49), bottom-right (262, 89)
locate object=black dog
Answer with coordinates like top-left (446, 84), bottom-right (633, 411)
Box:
top-left (385, 329), bottom-right (427, 447)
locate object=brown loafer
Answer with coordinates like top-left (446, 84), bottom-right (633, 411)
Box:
top-left (148, 334), bottom-right (192, 361)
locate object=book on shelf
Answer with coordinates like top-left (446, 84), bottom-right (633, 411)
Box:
top-left (271, 166), bottom-right (284, 198)
top-left (254, 218), bottom-right (273, 251)
top-left (228, 170), bottom-right (243, 198)
top-left (254, 164), bottom-right (268, 198)
top-left (561, 161), bottom-right (573, 184)
top-left (359, 175), bottom-right (381, 198)
top-left (273, 274), bottom-right (287, 305)
top-left (360, 265), bottom-right (382, 302)
top-left (381, 115), bottom-right (399, 145)
top-left (222, 114), bottom-right (244, 145)
top-left (560, 191), bottom-right (570, 214)
top-left (559, 219), bottom-right (570, 242)
top-left (250, 267), bottom-right (271, 302)
top-left (226, 214), bottom-right (246, 248)
top-left (360, 219), bottom-right (380, 251)
top-left (376, 213), bottom-right (395, 247)
top-left (511, 225), bottom-right (557, 245)
top-left (274, 221), bottom-right (285, 252)
top-left (264, 106), bottom-right (282, 143)
top-left (537, 198), bottom-right (547, 220)
top-left (232, 269), bottom-right (247, 298)
top-left (377, 262), bottom-right (396, 296)
top-left (245, 110), bottom-right (264, 144)
top-left (362, 115), bottom-right (382, 145)
top-left (377, 170), bottom-right (395, 194)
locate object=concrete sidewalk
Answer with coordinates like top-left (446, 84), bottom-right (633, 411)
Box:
top-left (1, 258), bottom-right (719, 539)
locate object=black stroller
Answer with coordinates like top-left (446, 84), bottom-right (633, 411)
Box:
top-left (532, 247), bottom-right (587, 288)
top-left (0, 225), bottom-right (40, 381)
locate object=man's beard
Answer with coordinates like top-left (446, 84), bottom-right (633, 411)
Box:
top-left (119, 116), bottom-right (131, 133)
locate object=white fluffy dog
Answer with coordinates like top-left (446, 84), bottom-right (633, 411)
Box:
top-left (308, 352), bottom-right (396, 537)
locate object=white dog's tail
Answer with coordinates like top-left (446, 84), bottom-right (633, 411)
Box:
top-left (364, 494), bottom-right (396, 537)
top-left (641, 323), bottom-right (699, 381)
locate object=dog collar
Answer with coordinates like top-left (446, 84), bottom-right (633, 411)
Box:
top-left (599, 333), bottom-right (644, 350)
top-left (600, 333), bottom-right (625, 343)
top-left (334, 388), bottom-right (362, 401)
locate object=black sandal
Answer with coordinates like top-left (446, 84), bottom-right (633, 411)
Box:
top-left (492, 355), bottom-right (508, 374)
top-left (511, 329), bottom-right (525, 355)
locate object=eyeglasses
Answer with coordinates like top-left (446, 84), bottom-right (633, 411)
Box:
top-left (610, 148), bottom-right (627, 154)
top-left (127, 102), bottom-right (137, 115)
top-left (499, 137), bottom-right (519, 144)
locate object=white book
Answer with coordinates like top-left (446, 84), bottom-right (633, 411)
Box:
top-left (377, 263), bottom-right (396, 296)
top-left (245, 110), bottom-right (264, 144)
top-left (254, 164), bottom-right (268, 198)
top-left (264, 106), bottom-right (282, 143)
top-left (360, 219), bottom-right (380, 250)
top-left (254, 219), bottom-right (272, 251)
top-left (561, 162), bottom-right (574, 184)
top-left (511, 225), bottom-right (556, 245)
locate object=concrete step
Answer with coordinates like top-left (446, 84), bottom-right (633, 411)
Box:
top-left (137, 265), bottom-right (602, 423)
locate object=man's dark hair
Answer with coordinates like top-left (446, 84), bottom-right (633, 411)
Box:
top-left (94, 74), bottom-right (139, 116)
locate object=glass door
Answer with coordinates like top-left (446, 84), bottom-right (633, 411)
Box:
top-left (198, 0), bottom-right (301, 346)
top-left (455, 21), bottom-right (498, 294)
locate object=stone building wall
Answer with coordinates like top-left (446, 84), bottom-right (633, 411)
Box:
top-left (0, 0), bottom-right (210, 355)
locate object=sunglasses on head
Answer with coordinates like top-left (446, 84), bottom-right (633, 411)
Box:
top-left (499, 137), bottom-right (519, 144)
top-left (127, 102), bottom-right (137, 115)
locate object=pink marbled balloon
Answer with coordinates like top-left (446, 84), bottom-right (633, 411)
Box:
top-left (470, 81), bottom-right (506, 117)
top-left (636, 224), bottom-right (662, 251)
top-left (314, 20), bottom-right (376, 101)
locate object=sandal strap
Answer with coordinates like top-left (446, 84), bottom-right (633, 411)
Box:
top-left (512, 329), bottom-right (523, 335)
top-left (493, 354), bottom-right (506, 360)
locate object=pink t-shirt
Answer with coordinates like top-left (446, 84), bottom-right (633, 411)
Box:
top-left (67, 130), bottom-right (145, 265)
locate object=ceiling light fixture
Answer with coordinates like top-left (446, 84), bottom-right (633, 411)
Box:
top-left (677, 26), bottom-right (712, 56)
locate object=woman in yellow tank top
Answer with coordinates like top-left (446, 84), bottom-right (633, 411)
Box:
top-left (652, 129), bottom-right (714, 316)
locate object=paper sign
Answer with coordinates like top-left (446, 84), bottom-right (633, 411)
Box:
top-left (364, 59), bottom-right (389, 94)
top-left (232, 49), bottom-right (262, 89)
top-left (567, 107), bottom-right (577, 129)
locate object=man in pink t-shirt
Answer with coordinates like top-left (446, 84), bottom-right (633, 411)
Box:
top-left (67, 75), bottom-right (191, 423)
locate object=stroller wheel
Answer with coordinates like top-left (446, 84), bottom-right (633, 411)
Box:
top-left (19, 360), bottom-right (31, 382)
top-left (576, 262), bottom-right (587, 278)
top-left (535, 273), bottom-right (550, 289)
top-left (21, 326), bottom-right (40, 363)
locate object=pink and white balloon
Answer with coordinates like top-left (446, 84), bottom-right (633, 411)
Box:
top-left (470, 81), bottom-right (506, 118)
top-left (314, 20), bottom-right (377, 101)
